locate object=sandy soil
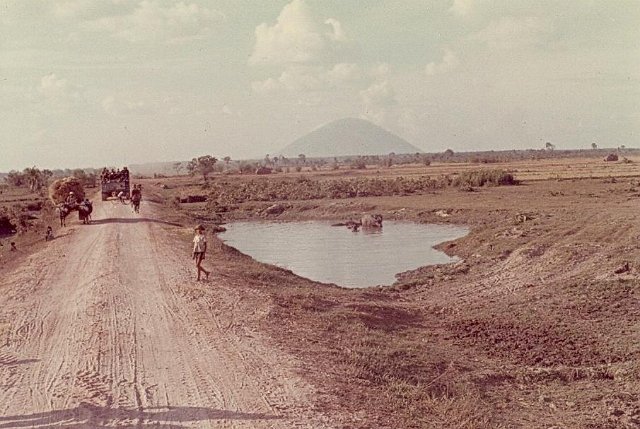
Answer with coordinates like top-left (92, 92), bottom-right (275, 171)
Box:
top-left (0, 199), bottom-right (332, 428)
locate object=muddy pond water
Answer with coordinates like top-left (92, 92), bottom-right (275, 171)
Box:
top-left (220, 221), bottom-right (468, 288)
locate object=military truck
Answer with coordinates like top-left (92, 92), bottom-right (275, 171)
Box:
top-left (100, 167), bottom-right (130, 201)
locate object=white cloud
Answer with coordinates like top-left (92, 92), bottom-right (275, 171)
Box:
top-left (251, 78), bottom-right (281, 94)
top-left (449, 0), bottom-right (476, 16)
top-left (83, 1), bottom-right (224, 44)
top-left (249, 0), bottom-right (346, 65)
top-left (325, 63), bottom-right (360, 83)
top-left (426, 48), bottom-right (459, 76)
top-left (39, 74), bottom-right (70, 98)
top-left (102, 95), bottom-right (152, 116)
top-left (360, 79), bottom-right (397, 124)
top-left (370, 63), bottom-right (390, 79)
top-left (474, 16), bottom-right (551, 50)
top-left (38, 73), bottom-right (84, 113)
top-left (222, 104), bottom-right (242, 117)
top-left (251, 62), bottom-right (362, 95)
top-left (278, 67), bottom-right (322, 91)
top-left (361, 80), bottom-right (396, 108)
top-left (324, 18), bottom-right (346, 42)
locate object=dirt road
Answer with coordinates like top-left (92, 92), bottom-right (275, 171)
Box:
top-left (0, 199), bottom-right (329, 428)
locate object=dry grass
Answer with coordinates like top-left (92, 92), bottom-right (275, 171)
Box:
top-left (203, 171), bottom-right (518, 207)
top-left (136, 158), bottom-right (640, 427)
top-left (48, 177), bottom-right (85, 204)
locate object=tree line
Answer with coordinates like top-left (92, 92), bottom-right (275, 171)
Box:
top-left (4, 167), bottom-right (98, 191)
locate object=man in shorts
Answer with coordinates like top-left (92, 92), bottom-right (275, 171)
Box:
top-left (192, 225), bottom-right (211, 281)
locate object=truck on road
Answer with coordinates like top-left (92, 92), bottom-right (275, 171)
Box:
top-left (101, 167), bottom-right (130, 201)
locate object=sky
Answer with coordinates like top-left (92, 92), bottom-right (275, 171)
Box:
top-left (1, 0), bottom-right (639, 171)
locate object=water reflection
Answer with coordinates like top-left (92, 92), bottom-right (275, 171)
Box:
top-left (220, 221), bottom-right (468, 288)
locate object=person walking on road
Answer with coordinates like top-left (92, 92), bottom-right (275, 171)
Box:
top-left (192, 225), bottom-right (210, 281)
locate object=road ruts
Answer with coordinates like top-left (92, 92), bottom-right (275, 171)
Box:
top-left (0, 199), bottom-right (332, 428)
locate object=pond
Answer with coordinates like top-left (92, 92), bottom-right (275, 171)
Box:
top-left (219, 221), bottom-right (469, 288)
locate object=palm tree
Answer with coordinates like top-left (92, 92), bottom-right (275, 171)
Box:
top-left (23, 167), bottom-right (42, 191)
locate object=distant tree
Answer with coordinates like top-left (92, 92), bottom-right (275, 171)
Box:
top-left (5, 170), bottom-right (25, 187)
top-left (88, 172), bottom-right (98, 187)
top-left (173, 162), bottom-right (184, 176)
top-left (73, 168), bottom-right (87, 182)
top-left (23, 166), bottom-right (46, 191)
top-left (187, 155), bottom-right (217, 182)
top-left (264, 154), bottom-right (271, 166)
top-left (42, 169), bottom-right (53, 186)
top-left (71, 168), bottom-right (97, 187)
top-left (545, 142), bottom-right (555, 151)
top-left (223, 156), bottom-right (231, 165)
top-left (298, 153), bottom-right (306, 164)
top-left (444, 148), bottom-right (455, 158)
top-left (591, 142), bottom-right (598, 150)
top-left (351, 157), bottom-right (367, 170)
top-left (239, 161), bottom-right (256, 174)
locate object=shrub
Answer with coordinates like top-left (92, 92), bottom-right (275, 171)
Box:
top-left (351, 158), bottom-right (367, 169)
top-left (452, 169), bottom-right (518, 187)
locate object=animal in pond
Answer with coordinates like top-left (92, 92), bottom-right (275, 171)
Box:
top-left (78, 200), bottom-right (93, 224)
top-left (360, 214), bottom-right (383, 228)
top-left (335, 214), bottom-right (383, 232)
top-left (345, 220), bottom-right (360, 232)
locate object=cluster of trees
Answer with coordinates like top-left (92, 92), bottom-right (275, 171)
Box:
top-left (4, 167), bottom-right (97, 191)
top-left (180, 142), bottom-right (634, 183)
top-left (5, 167), bottom-right (53, 191)
top-left (186, 155), bottom-right (218, 182)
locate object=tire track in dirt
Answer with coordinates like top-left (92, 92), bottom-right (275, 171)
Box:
top-left (0, 199), bottom-right (333, 428)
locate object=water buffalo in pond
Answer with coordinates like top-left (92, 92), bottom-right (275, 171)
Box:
top-left (333, 214), bottom-right (383, 231)
top-left (360, 214), bottom-right (383, 228)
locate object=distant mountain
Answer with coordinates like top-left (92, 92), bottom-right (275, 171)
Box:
top-left (278, 118), bottom-right (422, 158)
